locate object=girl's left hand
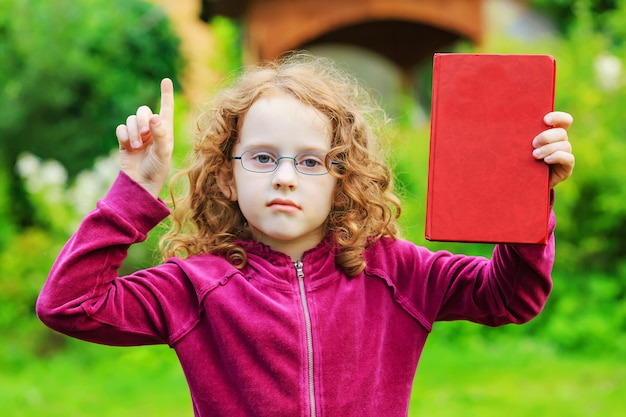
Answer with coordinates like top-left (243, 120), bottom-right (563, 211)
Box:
top-left (532, 111), bottom-right (575, 188)
top-left (116, 78), bottom-right (175, 199)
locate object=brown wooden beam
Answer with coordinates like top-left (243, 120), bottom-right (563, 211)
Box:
top-left (202, 0), bottom-right (483, 69)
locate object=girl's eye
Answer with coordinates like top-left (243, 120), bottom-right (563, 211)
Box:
top-left (253, 153), bottom-right (276, 164)
top-left (298, 154), bottom-right (323, 167)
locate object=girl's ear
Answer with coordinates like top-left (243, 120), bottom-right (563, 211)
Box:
top-left (217, 167), bottom-right (238, 201)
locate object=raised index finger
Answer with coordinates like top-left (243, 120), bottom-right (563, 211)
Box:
top-left (159, 78), bottom-right (175, 126)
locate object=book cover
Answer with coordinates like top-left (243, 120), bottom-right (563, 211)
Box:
top-left (425, 53), bottom-right (555, 244)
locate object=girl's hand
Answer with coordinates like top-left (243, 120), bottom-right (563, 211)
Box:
top-left (115, 78), bottom-right (175, 198)
top-left (532, 111), bottom-right (575, 188)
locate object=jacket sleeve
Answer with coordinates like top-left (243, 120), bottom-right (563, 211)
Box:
top-left (367, 201), bottom-right (556, 330)
top-left (36, 172), bottom-right (200, 346)
top-left (433, 218), bottom-right (554, 326)
top-left (427, 208), bottom-right (555, 327)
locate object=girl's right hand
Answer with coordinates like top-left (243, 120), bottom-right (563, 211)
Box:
top-left (115, 78), bottom-right (175, 199)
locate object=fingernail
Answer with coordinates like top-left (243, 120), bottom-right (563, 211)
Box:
top-left (533, 148), bottom-right (542, 158)
top-left (544, 115), bottom-right (553, 126)
top-left (532, 136), bottom-right (541, 148)
top-left (132, 140), bottom-right (141, 149)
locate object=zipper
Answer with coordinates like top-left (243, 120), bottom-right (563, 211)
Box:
top-left (294, 260), bottom-right (316, 417)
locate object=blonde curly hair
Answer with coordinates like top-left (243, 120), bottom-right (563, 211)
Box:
top-left (160, 53), bottom-right (401, 276)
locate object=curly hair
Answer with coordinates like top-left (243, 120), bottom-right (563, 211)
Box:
top-left (160, 53), bottom-right (402, 276)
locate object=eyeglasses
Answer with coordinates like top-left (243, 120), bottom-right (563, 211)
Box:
top-left (232, 150), bottom-right (339, 176)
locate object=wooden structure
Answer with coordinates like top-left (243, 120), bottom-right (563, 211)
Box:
top-left (200, 0), bottom-right (483, 71)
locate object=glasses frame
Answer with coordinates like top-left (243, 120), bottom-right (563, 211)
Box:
top-left (232, 149), bottom-right (340, 176)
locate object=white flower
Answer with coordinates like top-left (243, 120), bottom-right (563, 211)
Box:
top-left (69, 171), bottom-right (102, 215)
top-left (93, 150), bottom-right (120, 188)
top-left (594, 53), bottom-right (622, 92)
top-left (15, 153), bottom-right (41, 179)
top-left (68, 150), bottom-right (120, 215)
top-left (15, 150), bottom-right (121, 228)
top-left (39, 160), bottom-right (68, 187)
top-left (15, 153), bottom-right (68, 194)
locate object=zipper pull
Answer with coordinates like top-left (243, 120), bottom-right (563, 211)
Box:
top-left (294, 260), bottom-right (304, 279)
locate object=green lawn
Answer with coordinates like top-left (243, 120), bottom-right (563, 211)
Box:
top-left (0, 343), bottom-right (190, 417)
top-left (411, 336), bottom-right (625, 416)
top-left (1, 335), bottom-right (624, 416)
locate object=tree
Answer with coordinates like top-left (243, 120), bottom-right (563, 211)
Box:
top-left (0, 0), bottom-right (182, 226)
top-left (529, 0), bottom-right (621, 39)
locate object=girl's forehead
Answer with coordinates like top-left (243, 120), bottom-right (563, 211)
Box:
top-left (248, 90), bottom-right (328, 120)
top-left (237, 92), bottom-right (332, 152)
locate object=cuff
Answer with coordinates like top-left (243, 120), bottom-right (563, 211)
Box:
top-left (100, 171), bottom-right (171, 234)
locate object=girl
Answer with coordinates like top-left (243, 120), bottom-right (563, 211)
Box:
top-left (37, 54), bottom-right (574, 416)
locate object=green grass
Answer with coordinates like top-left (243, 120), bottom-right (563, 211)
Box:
top-left (0, 342), bottom-right (191, 417)
top-left (1, 335), bottom-right (624, 416)
top-left (412, 335), bottom-right (625, 416)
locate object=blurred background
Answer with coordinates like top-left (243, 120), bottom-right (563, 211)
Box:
top-left (1, 0), bottom-right (625, 415)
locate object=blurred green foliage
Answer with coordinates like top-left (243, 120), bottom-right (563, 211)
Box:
top-left (0, 0), bottom-right (182, 226)
top-left (530, 0), bottom-right (622, 38)
top-left (541, 4), bottom-right (626, 353)
top-left (0, 167), bottom-right (16, 249)
top-left (0, 228), bottom-right (66, 362)
top-left (207, 16), bottom-right (243, 76)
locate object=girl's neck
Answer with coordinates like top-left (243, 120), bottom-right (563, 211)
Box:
top-left (249, 229), bottom-right (327, 262)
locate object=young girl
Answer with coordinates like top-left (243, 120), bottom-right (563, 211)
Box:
top-left (37, 54), bottom-right (574, 417)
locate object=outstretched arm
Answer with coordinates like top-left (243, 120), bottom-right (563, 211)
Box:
top-left (37, 79), bottom-right (190, 346)
top-left (115, 78), bottom-right (175, 198)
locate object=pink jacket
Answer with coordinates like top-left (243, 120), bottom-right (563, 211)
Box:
top-left (37, 173), bottom-right (555, 417)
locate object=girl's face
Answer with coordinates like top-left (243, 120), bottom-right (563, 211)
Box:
top-left (221, 92), bottom-right (337, 261)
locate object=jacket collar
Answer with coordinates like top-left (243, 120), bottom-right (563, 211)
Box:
top-left (236, 235), bottom-right (342, 287)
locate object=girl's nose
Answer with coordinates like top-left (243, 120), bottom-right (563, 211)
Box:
top-left (271, 158), bottom-right (299, 189)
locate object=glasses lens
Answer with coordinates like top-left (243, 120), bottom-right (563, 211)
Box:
top-left (295, 153), bottom-right (327, 175)
top-left (242, 150), bottom-right (277, 173)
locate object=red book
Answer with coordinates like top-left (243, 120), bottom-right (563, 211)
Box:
top-left (425, 53), bottom-right (555, 244)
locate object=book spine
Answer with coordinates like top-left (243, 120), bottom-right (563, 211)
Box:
top-left (424, 54), bottom-right (442, 240)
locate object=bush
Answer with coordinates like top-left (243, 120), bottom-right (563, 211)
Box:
top-left (0, 0), bottom-right (182, 226)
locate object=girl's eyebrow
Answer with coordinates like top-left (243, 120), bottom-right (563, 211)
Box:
top-left (239, 142), bottom-right (278, 151)
top-left (239, 143), bottom-right (331, 154)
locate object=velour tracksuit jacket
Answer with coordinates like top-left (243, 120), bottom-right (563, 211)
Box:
top-left (37, 172), bottom-right (555, 417)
